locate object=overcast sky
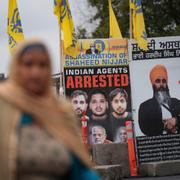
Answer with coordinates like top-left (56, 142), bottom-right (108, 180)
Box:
top-left (0, 0), bottom-right (99, 76)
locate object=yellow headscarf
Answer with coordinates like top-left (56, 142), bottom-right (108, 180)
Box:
top-left (0, 39), bottom-right (91, 169)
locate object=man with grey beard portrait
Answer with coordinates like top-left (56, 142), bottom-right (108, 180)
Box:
top-left (139, 64), bottom-right (180, 136)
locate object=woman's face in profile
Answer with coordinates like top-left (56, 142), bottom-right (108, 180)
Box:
top-left (18, 49), bottom-right (50, 94)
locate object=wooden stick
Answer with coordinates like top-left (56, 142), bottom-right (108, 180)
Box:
top-left (129, 0), bottom-right (133, 39)
top-left (59, 24), bottom-right (64, 96)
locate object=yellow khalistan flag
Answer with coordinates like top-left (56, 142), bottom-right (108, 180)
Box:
top-left (108, 0), bottom-right (122, 38)
top-left (8, 0), bottom-right (24, 53)
top-left (130, 0), bottom-right (148, 50)
top-left (54, 0), bottom-right (77, 58)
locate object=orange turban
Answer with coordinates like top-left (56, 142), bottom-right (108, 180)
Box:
top-left (150, 65), bottom-right (168, 84)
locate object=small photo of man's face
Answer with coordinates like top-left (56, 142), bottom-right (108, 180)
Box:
top-left (115, 127), bottom-right (127, 143)
top-left (111, 93), bottom-right (127, 115)
top-left (91, 126), bottom-right (106, 144)
top-left (89, 93), bottom-right (108, 116)
top-left (71, 95), bottom-right (87, 117)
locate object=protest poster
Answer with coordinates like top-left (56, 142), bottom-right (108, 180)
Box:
top-left (129, 36), bottom-right (180, 163)
top-left (64, 38), bottom-right (132, 145)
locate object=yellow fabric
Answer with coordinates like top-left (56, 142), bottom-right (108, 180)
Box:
top-left (130, 0), bottom-right (148, 50)
top-left (54, 0), bottom-right (78, 58)
top-left (108, 0), bottom-right (122, 38)
top-left (0, 39), bottom-right (91, 179)
top-left (8, 0), bottom-right (24, 53)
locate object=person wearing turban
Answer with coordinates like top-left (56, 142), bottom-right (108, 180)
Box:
top-left (138, 64), bottom-right (180, 136)
top-left (85, 43), bottom-right (100, 55)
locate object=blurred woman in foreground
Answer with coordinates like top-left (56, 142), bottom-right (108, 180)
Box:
top-left (0, 39), bottom-right (99, 180)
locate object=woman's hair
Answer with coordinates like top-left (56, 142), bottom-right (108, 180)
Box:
top-left (18, 43), bottom-right (49, 58)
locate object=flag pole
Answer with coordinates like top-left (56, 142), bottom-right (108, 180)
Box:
top-left (59, 22), bottom-right (64, 96)
top-left (129, 0), bottom-right (133, 39)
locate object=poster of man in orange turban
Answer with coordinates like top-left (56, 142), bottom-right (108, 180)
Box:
top-left (138, 64), bottom-right (180, 136)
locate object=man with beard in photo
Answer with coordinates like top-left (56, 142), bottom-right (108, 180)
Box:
top-left (70, 90), bottom-right (88, 124)
top-left (114, 126), bottom-right (127, 143)
top-left (88, 90), bottom-right (112, 144)
top-left (139, 64), bottom-right (180, 136)
top-left (109, 88), bottom-right (132, 141)
top-left (91, 125), bottom-right (112, 144)
top-left (85, 43), bottom-right (100, 55)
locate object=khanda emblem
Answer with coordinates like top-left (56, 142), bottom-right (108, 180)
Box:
top-left (60, 0), bottom-right (72, 22)
top-left (9, 8), bottom-right (23, 33)
top-left (135, 0), bottom-right (143, 14)
top-left (8, 35), bottom-right (17, 49)
top-left (72, 31), bottom-right (77, 47)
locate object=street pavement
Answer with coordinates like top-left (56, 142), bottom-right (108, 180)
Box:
top-left (124, 175), bottom-right (180, 180)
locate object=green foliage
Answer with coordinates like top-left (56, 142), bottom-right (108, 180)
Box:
top-left (76, 27), bottom-right (87, 39)
top-left (87, 0), bottom-right (129, 38)
top-left (82, 0), bottom-right (180, 38)
top-left (143, 0), bottom-right (180, 37)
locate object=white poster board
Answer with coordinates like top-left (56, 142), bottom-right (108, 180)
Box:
top-left (129, 36), bottom-right (180, 163)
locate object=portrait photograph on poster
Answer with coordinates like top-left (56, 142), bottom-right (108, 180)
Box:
top-left (130, 59), bottom-right (180, 137)
top-left (129, 36), bottom-right (180, 163)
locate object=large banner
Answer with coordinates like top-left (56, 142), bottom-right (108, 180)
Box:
top-left (64, 38), bottom-right (132, 145)
top-left (129, 36), bottom-right (180, 163)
